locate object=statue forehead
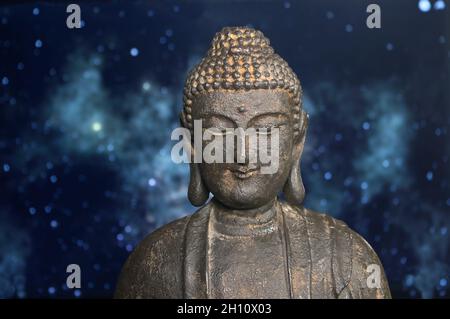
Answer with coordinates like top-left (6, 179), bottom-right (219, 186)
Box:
top-left (192, 89), bottom-right (292, 118)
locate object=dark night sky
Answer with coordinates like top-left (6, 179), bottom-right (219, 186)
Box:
top-left (0, 0), bottom-right (449, 298)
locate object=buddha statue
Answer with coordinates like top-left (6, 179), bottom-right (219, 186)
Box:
top-left (115, 26), bottom-right (391, 299)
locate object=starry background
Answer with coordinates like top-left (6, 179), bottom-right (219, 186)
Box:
top-left (0, 0), bottom-right (449, 299)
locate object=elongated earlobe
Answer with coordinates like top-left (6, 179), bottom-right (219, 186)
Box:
top-left (283, 111), bottom-right (308, 206)
top-left (188, 164), bottom-right (209, 207)
top-left (283, 159), bottom-right (305, 206)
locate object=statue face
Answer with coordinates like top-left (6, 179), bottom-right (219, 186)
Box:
top-left (192, 90), bottom-right (297, 209)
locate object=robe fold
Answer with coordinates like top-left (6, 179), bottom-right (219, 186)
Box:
top-left (115, 200), bottom-right (391, 299)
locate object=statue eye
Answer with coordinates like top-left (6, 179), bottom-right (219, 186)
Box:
top-left (219, 129), bottom-right (235, 136)
top-left (256, 126), bottom-right (280, 135)
top-left (204, 128), bottom-right (234, 136)
top-left (256, 123), bottom-right (287, 135)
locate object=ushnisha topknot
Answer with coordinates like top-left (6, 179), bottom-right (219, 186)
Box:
top-left (181, 26), bottom-right (305, 138)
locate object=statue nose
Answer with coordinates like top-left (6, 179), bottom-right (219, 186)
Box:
top-left (235, 129), bottom-right (246, 164)
top-left (234, 128), bottom-right (258, 166)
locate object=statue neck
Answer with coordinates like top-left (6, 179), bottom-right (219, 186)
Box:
top-left (211, 198), bottom-right (278, 234)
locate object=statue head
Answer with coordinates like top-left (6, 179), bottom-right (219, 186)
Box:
top-left (181, 26), bottom-right (308, 209)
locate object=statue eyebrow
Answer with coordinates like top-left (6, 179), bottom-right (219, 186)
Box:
top-left (202, 113), bottom-right (237, 127)
top-left (248, 112), bottom-right (289, 126)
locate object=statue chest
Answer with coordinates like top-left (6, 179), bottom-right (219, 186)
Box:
top-left (207, 223), bottom-right (291, 299)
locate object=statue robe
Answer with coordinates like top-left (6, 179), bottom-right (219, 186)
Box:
top-left (115, 200), bottom-right (391, 299)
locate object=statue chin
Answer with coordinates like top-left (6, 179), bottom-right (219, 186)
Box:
top-left (204, 182), bottom-right (281, 210)
top-left (212, 190), bottom-right (274, 210)
top-left (200, 164), bottom-right (291, 210)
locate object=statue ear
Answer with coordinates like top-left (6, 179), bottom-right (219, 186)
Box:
top-left (187, 142), bottom-right (209, 207)
top-left (179, 113), bottom-right (210, 207)
top-left (188, 163), bottom-right (209, 206)
top-left (283, 110), bottom-right (309, 206)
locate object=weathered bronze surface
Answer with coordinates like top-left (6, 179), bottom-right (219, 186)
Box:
top-left (115, 27), bottom-right (391, 299)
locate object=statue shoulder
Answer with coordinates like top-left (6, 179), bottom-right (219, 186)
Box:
top-left (282, 203), bottom-right (354, 292)
top-left (281, 201), bottom-right (354, 243)
top-left (114, 214), bottom-right (191, 299)
top-left (281, 202), bottom-right (391, 298)
top-left (337, 224), bottom-right (392, 299)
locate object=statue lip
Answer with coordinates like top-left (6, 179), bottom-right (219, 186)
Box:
top-left (230, 166), bottom-right (259, 179)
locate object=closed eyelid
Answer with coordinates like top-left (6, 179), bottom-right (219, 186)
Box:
top-left (204, 128), bottom-right (235, 136)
